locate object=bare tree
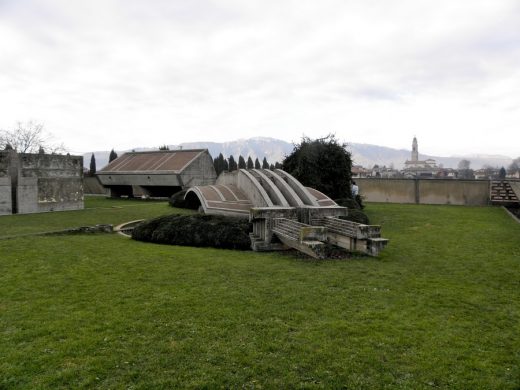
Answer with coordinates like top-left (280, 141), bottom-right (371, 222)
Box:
top-left (0, 121), bottom-right (65, 153)
top-left (458, 159), bottom-right (471, 170)
top-left (508, 157), bottom-right (520, 174)
top-left (457, 159), bottom-right (473, 179)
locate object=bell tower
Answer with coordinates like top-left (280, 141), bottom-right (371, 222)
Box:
top-left (412, 137), bottom-right (418, 162)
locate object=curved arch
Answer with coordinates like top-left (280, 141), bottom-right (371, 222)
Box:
top-left (262, 169), bottom-right (304, 207)
top-left (305, 187), bottom-right (337, 207)
top-left (184, 187), bottom-right (207, 212)
top-left (184, 185), bottom-right (253, 217)
top-left (238, 169), bottom-right (273, 207)
top-left (274, 169), bottom-right (319, 206)
top-left (251, 169), bottom-right (289, 206)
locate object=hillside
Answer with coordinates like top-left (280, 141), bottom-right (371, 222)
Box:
top-left (84, 138), bottom-right (513, 171)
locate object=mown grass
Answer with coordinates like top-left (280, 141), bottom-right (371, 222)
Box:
top-left (0, 197), bottom-right (187, 238)
top-left (0, 201), bottom-right (519, 388)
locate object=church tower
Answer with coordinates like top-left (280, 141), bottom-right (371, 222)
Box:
top-left (411, 137), bottom-right (418, 162)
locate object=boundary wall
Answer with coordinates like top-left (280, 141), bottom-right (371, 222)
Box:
top-left (0, 150), bottom-right (84, 215)
top-left (357, 178), bottom-right (490, 205)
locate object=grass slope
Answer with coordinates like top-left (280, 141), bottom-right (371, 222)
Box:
top-left (0, 202), bottom-right (519, 388)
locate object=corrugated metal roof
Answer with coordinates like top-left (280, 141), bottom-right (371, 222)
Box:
top-left (99, 150), bottom-right (205, 173)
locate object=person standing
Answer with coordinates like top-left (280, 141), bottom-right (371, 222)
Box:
top-left (351, 181), bottom-right (359, 198)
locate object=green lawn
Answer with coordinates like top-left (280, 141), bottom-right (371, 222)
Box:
top-left (1, 200), bottom-right (519, 388)
top-left (0, 197), bottom-right (188, 238)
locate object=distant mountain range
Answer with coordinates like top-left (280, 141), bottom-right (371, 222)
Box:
top-left (84, 137), bottom-right (514, 171)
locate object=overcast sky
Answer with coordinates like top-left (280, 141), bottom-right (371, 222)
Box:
top-left (1, 0), bottom-right (519, 157)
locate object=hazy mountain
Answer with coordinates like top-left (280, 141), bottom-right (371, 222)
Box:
top-left (83, 137), bottom-right (514, 171)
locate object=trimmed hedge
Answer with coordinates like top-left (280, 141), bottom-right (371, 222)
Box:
top-left (335, 197), bottom-right (369, 224)
top-left (168, 190), bottom-right (190, 209)
top-left (132, 214), bottom-right (252, 250)
top-left (340, 209), bottom-right (370, 225)
top-left (335, 197), bottom-right (361, 210)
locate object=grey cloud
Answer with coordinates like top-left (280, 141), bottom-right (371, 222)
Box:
top-left (1, 0), bottom-right (519, 155)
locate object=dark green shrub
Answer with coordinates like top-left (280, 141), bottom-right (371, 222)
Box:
top-left (355, 195), bottom-right (364, 209)
top-left (132, 214), bottom-right (252, 250)
top-left (334, 197), bottom-right (361, 210)
top-left (168, 190), bottom-right (189, 209)
top-left (340, 209), bottom-right (369, 225)
top-left (282, 135), bottom-right (352, 199)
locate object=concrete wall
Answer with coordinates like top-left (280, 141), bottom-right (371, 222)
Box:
top-left (17, 153), bottom-right (84, 213)
top-left (0, 151), bottom-right (13, 215)
top-left (357, 178), bottom-right (490, 206)
top-left (0, 152), bottom-right (84, 215)
top-left (179, 152), bottom-right (217, 187)
top-left (0, 177), bottom-right (12, 215)
top-left (357, 179), bottom-right (417, 203)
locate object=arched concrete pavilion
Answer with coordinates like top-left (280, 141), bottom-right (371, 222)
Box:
top-left (185, 169), bottom-right (388, 258)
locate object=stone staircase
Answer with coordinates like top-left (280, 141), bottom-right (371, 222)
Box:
top-left (271, 218), bottom-right (328, 259)
top-left (268, 216), bottom-right (389, 259)
top-left (312, 216), bottom-right (389, 257)
top-left (490, 181), bottom-right (520, 205)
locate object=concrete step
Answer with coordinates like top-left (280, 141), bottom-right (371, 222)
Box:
top-left (490, 181), bottom-right (520, 205)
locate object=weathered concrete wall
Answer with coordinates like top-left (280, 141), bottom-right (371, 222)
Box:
top-left (0, 177), bottom-right (12, 215)
top-left (16, 153), bottom-right (84, 214)
top-left (0, 151), bottom-right (13, 215)
top-left (216, 171), bottom-right (238, 186)
top-left (357, 179), bottom-right (417, 204)
top-left (357, 178), bottom-right (490, 205)
top-left (418, 180), bottom-right (489, 205)
top-left (98, 173), bottom-right (182, 187)
top-left (179, 152), bottom-right (217, 187)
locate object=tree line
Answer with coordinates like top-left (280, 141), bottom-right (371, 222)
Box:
top-left (213, 154), bottom-right (282, 176)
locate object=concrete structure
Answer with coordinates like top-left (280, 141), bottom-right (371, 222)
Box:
top-left (403, 137), bottom-right (440, 178)
top-left (357, 178), bottom-right (491, 205)
top-left (83, 176), bottom-right (107, 195)
top-left (97, 149), bottom-right (216, 198)
top-left (185, 169), bottom-right (388, 258)
top-left (0, 151), bottom-right (13, 214)
top-left (0, 150), bottom-right (84, 215)
top-left (490, 180), bottom-right (520, 206)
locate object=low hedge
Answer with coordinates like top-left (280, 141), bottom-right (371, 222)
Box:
top-left (132, 214), bottom-right (252, 250)
top-left (334, 197), bottom-right (369, 224)
top-left (340, 209), bottom-right (370, 225)
top-left (168, 190), bottom-right (189, 209)
top-left (335, 197), bottom-right (361, 210)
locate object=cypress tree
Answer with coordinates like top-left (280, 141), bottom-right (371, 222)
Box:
top-left (254, 158), bottom-right (261, 169)
top-left (228, 155), bottom-right (237, 171)
top-left (247, 156), bottom-right (254, 169)
top-left (214, 153), bottom-right (226, 175)
top-left (213, 157), bottom-right (220, 175)
top-left (262, 157), bottom-right (269, 169)
top-left (223, 158), bottom-right (229, 172)
top-left (109, 149), bottom-right (118, 162)
top-left (238, 155), bottom-right (246, 169)
top-left (89, 153), bottom-right (96, 176)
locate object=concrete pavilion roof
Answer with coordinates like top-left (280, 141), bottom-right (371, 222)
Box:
top-left (99, 149), bottom-right (208, 174)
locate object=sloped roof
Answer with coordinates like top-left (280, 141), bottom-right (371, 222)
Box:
top-left (99, 150), bottom-right (206, 174)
